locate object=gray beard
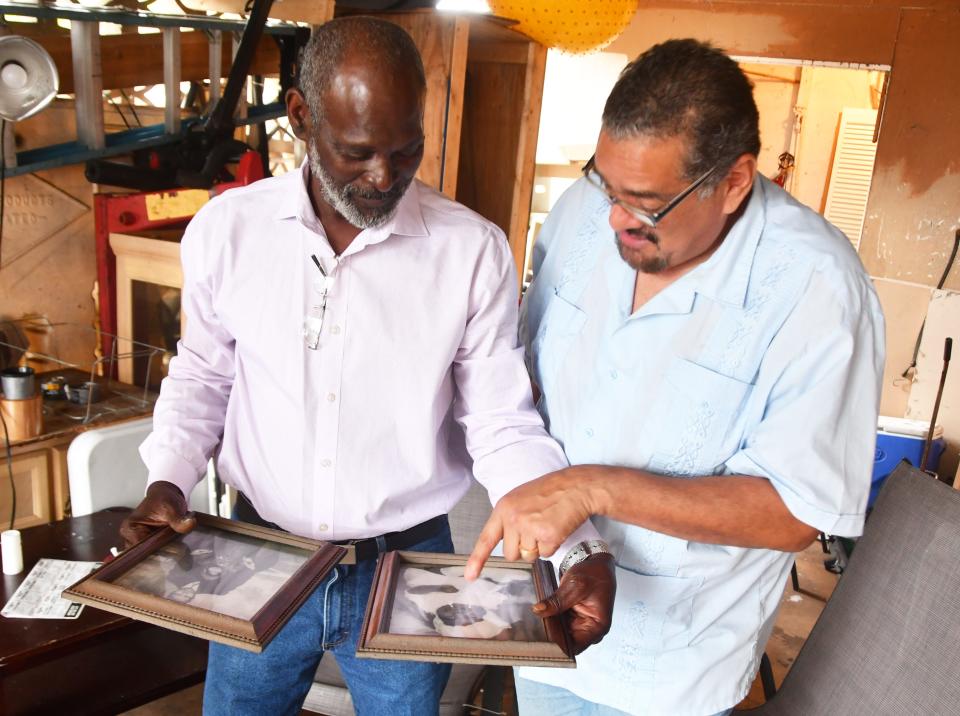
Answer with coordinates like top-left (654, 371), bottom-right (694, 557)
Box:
top-left (307, 141), bottom-right (409, 230)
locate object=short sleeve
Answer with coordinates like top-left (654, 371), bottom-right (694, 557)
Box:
top-left (724, 268), bottom-right (885, 537)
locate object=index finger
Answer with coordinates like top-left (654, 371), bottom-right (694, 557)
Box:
top-left (464, 515), bottom-right (504, 580)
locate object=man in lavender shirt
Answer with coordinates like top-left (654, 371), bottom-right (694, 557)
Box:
top-left (119, 17), bottom-right (615, 716)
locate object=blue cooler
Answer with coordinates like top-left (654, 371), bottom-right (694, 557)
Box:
top-left (872, 416), bottom-right (946, 507)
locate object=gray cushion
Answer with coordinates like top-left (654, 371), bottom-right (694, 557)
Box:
top-left (303, 653), bottom-right (484, 716)
top-left (749, 463), bottom-right (960, 715)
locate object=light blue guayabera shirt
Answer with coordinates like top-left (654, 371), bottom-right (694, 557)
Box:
top-left (518, 175), bottom-right (885, 716)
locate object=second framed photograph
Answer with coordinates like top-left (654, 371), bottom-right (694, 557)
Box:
top-left (63, 513), bottom-right (346, 652)
top-left (357, 551), bottom-right (575, 667)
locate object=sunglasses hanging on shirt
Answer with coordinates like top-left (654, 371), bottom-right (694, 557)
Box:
top-left (304, 255), bottom-right (337, 350)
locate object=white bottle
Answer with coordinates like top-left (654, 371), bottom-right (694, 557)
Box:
top-left (2, 529), bottom-right (23, 575)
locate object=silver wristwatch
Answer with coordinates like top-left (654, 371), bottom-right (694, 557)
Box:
top-left (558, 539), bottom-right (612, 577)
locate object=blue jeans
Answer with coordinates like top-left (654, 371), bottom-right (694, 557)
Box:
top-left (514, 675), bottom-right (733, 716)
top-left (203, 525), bottom-right (454, 716)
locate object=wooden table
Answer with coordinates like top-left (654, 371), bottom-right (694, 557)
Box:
top-left (0, 508), bottom-right (207, 716)
top-left (15, 368), bottom-right (158, 449)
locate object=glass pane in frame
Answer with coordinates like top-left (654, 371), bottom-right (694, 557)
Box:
top-left (388, 563), bottom-right (547, 641)
top-left (111, 524), bottom-right (312, 621)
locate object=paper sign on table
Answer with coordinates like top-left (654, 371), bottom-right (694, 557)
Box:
top-left (2, 558), bottom-right (101, 619)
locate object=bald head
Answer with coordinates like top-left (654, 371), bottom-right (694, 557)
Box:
top-left (297, 16), bottom-right (426, 120)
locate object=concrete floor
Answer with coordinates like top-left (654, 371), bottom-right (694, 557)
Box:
top-left (121, 541), bottom-right (839, 716)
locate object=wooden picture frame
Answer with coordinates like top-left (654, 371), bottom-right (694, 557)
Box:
top-left (63, 513), bottom-right (346, 652)
top-left (357, 551), bottom-right (575, 667)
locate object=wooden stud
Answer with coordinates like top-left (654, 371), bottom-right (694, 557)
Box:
top-left (508, 41), bottom-right (547, 289)
top-left (441, 18), bottom-right (470, 198)
top-left (375, 11), bottom-right (459, 192)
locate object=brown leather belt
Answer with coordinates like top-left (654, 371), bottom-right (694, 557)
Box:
top-left (234, 492), bottom-right (447, 564)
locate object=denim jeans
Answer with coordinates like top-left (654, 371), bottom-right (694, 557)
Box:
top-left (203, 525), bottom-right (454, 716)
top-left (514, 675), bottom-right (734, 716)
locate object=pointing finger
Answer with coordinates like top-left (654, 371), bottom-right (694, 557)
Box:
top-left (465, 517), bottom-right (503, 580)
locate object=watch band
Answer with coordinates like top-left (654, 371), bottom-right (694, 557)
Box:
top-left (558, 539), bottom-right (612, 577)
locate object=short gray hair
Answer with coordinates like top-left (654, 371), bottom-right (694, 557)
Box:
top-left (602, 39), bottom-right (760, 191)
top-left (298, 16), bottom-right (426, 119)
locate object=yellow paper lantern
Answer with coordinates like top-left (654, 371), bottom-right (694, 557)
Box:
top-left (488, 0), bottom-right (638, 54)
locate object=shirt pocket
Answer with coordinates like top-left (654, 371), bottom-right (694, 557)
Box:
top-left (531, 293), bottom-right (587, 400)
top-left (602, 567), bottom-right (703, 686)
top-left (647, 358), bottom-right (753, 476)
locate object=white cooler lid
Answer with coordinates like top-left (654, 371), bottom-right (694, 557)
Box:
top-left (878, 415), bottom-right (943, 439)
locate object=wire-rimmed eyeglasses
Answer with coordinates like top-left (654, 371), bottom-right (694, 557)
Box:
top-left (582, 155), bottom-right (718, 228)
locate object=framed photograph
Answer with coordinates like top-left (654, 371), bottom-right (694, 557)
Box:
top-left (63, 513), bottom-right (346, 652)
top-left (357, 551), bottom-right (575, 667)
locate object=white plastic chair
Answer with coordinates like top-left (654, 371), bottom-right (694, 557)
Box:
top-left (67, 416), bottom-right (215, 515)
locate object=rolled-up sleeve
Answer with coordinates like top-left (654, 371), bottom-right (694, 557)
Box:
top-left (453, 227), bottom-right (600, 561)
top-left (139, 206), bottom-right (236, 500)
top-left (725, 268), bottom-right (886, 537)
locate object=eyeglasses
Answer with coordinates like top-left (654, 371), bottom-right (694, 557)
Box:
top-left (582, 156), bottom-right (718, 228)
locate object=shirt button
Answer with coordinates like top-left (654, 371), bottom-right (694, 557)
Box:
top-left (320, 458), bottom-right (332, 468)
top-left (318, 523), bottom-right (329, 532)
top-left (330, 325), bottom-right (341, 335)
top-left (610, 369), bottom-right (619, 380)
top-left (585, 428), bottom-right (595, 437)
top-left (327, 392), bottom-right (337, 402)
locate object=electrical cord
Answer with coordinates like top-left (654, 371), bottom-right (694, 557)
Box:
top-left (107, 94), bottom-right (132, 129)
top-left (0, 118), bottom-right (17, 530)
top-left (1, 408), bottom-right (16, 532)
top-left (119, 90), bottom-right (142, 127)
top-left (1, 118), bottom-right (6, 269)
top-left (902, 229), bottom-right (960, 378)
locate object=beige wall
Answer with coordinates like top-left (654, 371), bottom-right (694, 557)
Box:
top-left (1, 101), bottom-right (99, 370)
top-left (608, 0), bottom-right (960, 483)
top-left (872, 278), bottom-right (933, 418)
top-left (859, 9), bottom-right (960, 290)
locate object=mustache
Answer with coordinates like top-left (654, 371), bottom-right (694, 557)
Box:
top-left (346, 182), bottom-right (408, 202)
top-left (623, 227), bottom-right (660, 246)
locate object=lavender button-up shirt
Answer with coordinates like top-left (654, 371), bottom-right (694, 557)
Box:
top-left (142, 163), bottom-right (596, 552)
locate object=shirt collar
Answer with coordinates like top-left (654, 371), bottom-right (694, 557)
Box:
top-left (687, 174), bottom-right (767, 308)
top-left (272, 160), bottom-right (309, 221)
top-left (273, 160), bottom-right (429, 247)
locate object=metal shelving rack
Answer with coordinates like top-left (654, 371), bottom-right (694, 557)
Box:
top-left (0, 0), bottom-right (302, 177)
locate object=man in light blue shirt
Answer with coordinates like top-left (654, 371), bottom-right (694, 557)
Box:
top-left (467, 39), bottom-right (885, 715)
